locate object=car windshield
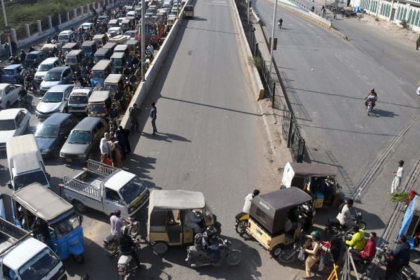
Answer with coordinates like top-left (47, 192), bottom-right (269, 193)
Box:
top-left (0, 119), bottom-right (16, 131)
top-left (120, 177), bottom-right (147, 204)
top-left (68, 130), bottom-right (91, 144)
top-left (39, 64), bottom-right (53, 71)
top-left (87, 104), bottom-right (106, 114)
top-left (3, 69), bottom-right (14, 75)
top-left (91, 70), bottom-right (105, 79)
top-left (58, 35), bottom-right (69, 41)
top-left (69, 95), bottom-right (88, 104)
top-left (66, 57), bottom-right (77, 64)
top-left (18, 248), bottom-right (60, 280)
top-left (44, 72), bottom-right (61, 82)
top-left (82, 46), bottom-right (92, 52)
top-left (35, 123), bottom-right (59, 138)
top-left (42, 92), bottom-right (63, 103)
top-left (14, 171), bottom-right (48, 189)
top-left (52, 213), bottom-right (81, 238)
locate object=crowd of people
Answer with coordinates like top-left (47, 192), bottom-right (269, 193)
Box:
top-left (99, 126), bottom-right (131, 168)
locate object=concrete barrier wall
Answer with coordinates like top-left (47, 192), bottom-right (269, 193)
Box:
top-left (120, 5), bottom-right (186, 129)
top-left (229, 0), bottom-right (264, 100)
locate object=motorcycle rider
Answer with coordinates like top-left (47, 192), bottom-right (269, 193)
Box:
top-left (201, 226), bottom-right (221, 264)
top-left (365, 88), bottom-right (378, 108)
top-left (384, 235), bottom-right (410, 280)
top-left (344, 225), bottom-right (366, 251)
top-left (118, 226), bottom-right (140, 269)
top-left (350, 231), bottom-right (377, 269)
top-left (278, 18), bottom-right (283, 28)
top-left (336, 199), bottom-right (357, 229)
top-left (110, 210), bottom-right (125, 237)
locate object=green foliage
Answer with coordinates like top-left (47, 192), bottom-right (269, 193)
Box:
top-left (389, 191), bottom-right (409, 203)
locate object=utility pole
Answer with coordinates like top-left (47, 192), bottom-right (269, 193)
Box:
top-left (268, 0), bottom-right (278, 75)
top-left (1, 0), bottom-right (11, 46)
top-left (141, 0), bottom-right (145, 80)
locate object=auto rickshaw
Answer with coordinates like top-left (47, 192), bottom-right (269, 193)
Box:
top-left (126, 39), bottom-right (140, 58)
top-left (121, 19), bottom-right (134, 33)
top-left (244, 187), bottom-right (314, 258)
top-left (167, 15), bottom-right (176, 32)
top-left (11, 183), bottom-right (85, 263)
top-left (41, 43), bottom-right (58, 56)
top-left (82, 40), bottom-right (98, 59)
top-left (94, 48), bottom-right (113, 63)
top-left (397, 194), bottom-right (420, 263)
top-left (281, 162), bottom-right (344, 209)
top-left (93, 34), bottom-right (108, 48)
top-left (102, 42), bottom-right (117, 53)
top-left (104, 73), bottom-right (129, 110)
top-left (86, 90), bottom-right (112, 117)
top-left (108, 19), bottom-right (119, 28)
top-left (65, 50), bottom-right (85, 71)
top-left (111, 52), bottom-right (127, 74)
top-left (62, 42), bottom-right (79, 56)
top-left (114, 44), bottom-right (129, 58)
top-left (90, 60), bottom-right (113, 87)
top-left (148, 190), bottom-right (222, 255)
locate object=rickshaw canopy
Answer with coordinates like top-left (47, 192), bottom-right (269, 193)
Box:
top-left (149, 190), bottom-right (205, 211)
top-left (12, 183), bottom-right (73, 222)
top-left (88, 90), bottom-right (110, 103)
top-left (114, 44), bottom-right (128, 53)
top-left (250, 187), bottom-right (312, 234)
top-left (286, 162), bottom-right (336, 177)
top-left (108, 35), bottom-right (129, 44)
top-left (104, 74), bottom-right (123, 85)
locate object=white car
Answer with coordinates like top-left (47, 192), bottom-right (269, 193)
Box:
top-left (126, 11), bottom-right (139, 20)
top-left (0, 108), bottom-right (30, 151)
top-left (124, 30), bottom-right (137, 39)
top-left (107, 27), bottom-right (123, 38)
top-left (0, 84), bottom-right (21, 109)
top-left (79, 22), bottom-right (94, 31)
top-left (36, 84), bottom-right (74, 121)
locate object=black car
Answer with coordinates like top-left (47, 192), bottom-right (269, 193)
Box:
top-left (35, 113), bottom-right (78, 158)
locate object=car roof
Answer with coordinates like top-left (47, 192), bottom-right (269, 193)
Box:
top-left (0, 108), bottom-right (23, 120)
top-left (74, 117), bottom-right (103, 130)
top-left (43, 113), bottom-right (73, 125)
top-left (28, 51), bottom-right (43, 55)
top-left (60, 30), bottom-right (73, 35)
top-left (4, 64), bottom-right (22, 69)
top-left (47, 84), bottom-right (74, 92)
top-left (70, 87), bottom-right (92, 95)
top-left (3, 238), bottom-right (48, 271)
top-left (109, 27), bottom-right (121, 30)
top-left (0, 83), bottom-right (13, 90)
top-left (41, 57), bottom-right (59, 64)
top-left (48, 66), bottom-right (70, 73)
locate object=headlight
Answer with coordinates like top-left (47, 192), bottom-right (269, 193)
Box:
top-left (60, 153), bottom-right (64, 157)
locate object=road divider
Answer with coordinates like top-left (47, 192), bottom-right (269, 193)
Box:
top-left (229, 0), bottom-right (264, 100)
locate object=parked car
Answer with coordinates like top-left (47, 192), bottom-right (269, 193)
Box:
top-left (35, 84), bottom-right (75, 121)
top-left (34, 57), bottom-right (61, 84)
top-left (107, 27), bottom-right (123, 38)
top-left (24, 51), bottom-right (46, 68)
top-left (1, 64), bottom-right (24, 84)
top-left (0, 84), bottom-right (22, 109)
top-left (0, 108), bottom-right (30, 151)
top-left (39, 66), bottom-right (74, 95)
top-left (35, 113), bottom-right (78, 158)
top-left (60, 117), bottom-right (108, 162)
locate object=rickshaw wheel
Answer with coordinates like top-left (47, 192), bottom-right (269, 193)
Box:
top-left (153, 242), bottom-right (169, 255)
top-left (410, 250), bottom-right (420, 264)
top-left (235, 220), bottom-right (248, 235)
top-left (271, 245), bottom-right (283, 258)
top-left (226, 249), bottom-right (242, 266)
top-left (73, 254), bottom-right (85, 264)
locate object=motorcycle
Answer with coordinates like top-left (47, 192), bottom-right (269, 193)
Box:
top-left (325, 211), bottom-right (366, 237)
top-left (374, 244), bottom-right (417, 280)
top-left (234, 212), bottom-right (249, 235)
top-left (277, 20), bottom-right (283, 28)
top-left (278, 230), bottom-right (305, 263)
top-left (117, 236), bottom-right (141, 280)
top-left (103, 220), bottom-right (140, 257)
top-left (185, 237), bottom-right (242, 267)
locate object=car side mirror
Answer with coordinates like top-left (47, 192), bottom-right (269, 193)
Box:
top-left (7, 183), bottom-right (13, 189)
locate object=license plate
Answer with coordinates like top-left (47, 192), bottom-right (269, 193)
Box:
top-left (66, 158), bottom-right (72, 163)
top-left (256, 229), bottom-right (263, 236)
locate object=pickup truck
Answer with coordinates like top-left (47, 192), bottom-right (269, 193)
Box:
top-left (0, 214), bottom-right (66, 280)
top-left (62, 160), bottom-right (149, 218)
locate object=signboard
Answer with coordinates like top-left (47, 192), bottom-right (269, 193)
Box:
top-left (4, 26), bottom-right (11, 36)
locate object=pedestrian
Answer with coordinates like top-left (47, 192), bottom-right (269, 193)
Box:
top-left (129, 103), bottom-right (141, 132)
top-left (416, 82), bottom-right (420, 98)
top-left (20, 49), bottom-right (26, 64)
top-left (119, 126), bottom-right (131, 152)
top-left (4, 42), bottom-right (10, 58)
top-left (242, 189), bottom-right (260, 214)
top-left (321, 5), bottom-right (326, 17)
top-left (101, 153), bottom-right (113, 166)
top-left (150, 102), bottom-right (158, 135)
top-left (111, 142), bottom-right (123, 168)
top-left (416, 36), bottom-right (420, 50)
top-left (391, 160), bottom-right (404, 194)
top-left (11, 41), bottom-right (17, 56)
top-left (100, 132), bottom-right (110, 156)
top-left (303, 231), bottom-right (322, 279)
top-left (116, 129), bottom-right (128, 157)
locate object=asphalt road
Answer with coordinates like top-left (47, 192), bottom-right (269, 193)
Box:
top-left (0, 0), bottom-right (288, 279)
top-left (254, 0), bottom-right (420, 276)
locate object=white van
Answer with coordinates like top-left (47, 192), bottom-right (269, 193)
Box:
top-left (34, 57), bottom-right (61, 84)
top-left (6, 134), bottom-right (50, 191)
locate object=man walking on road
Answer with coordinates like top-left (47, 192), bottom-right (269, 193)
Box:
top-left (129, 103), bottom-right (141, 132)
top-left (391, 160), bottom-right (404, 194)
top-left (150, 102), bottom-right (158, 135)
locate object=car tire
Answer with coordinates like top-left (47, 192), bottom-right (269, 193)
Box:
top-left (73, 200), bottom-right (86, 213)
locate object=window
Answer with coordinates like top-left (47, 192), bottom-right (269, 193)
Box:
top-left (15, 111), bottom-right (25, 127)
top-left (105, 188), bottom-right (120, 202)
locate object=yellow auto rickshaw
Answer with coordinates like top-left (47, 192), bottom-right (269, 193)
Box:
top-left (126, 39), bottom-right (140, 58)
top-left (86, 90), bottom-right (112, 117)
top-left (148, 190), bottom-right (222, 255)
top-left (93, 34), bottom-right (108, 48)
top-left (104, 73), bottom-right (129, 110)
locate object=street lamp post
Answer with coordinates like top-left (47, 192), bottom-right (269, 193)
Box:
top-left (141, 0), bottom-right (145, 80)
top-left (268, 0), bottom-right (278, 76)
top-left (1, 0), bottom-right (11, 46)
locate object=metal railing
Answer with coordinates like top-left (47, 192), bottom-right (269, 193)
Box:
top-left (86, 159), bottom-right (119, 177)
top-left (63, 176), bottom-right (101, 200)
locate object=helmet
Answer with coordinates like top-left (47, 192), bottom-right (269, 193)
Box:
top-left (310, 230), bottom-right (321, 241)
top-left (121, 226), bottom-right (129, 236)
top-left (205, 226), bottom-right (217, 237)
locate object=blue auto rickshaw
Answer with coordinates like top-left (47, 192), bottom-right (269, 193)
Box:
top-left (11, 183), bottom-right (85, 263)
top-left (91, 59), bottom-right (113, 87)
top-left (82, 40), bottom-right (98, 59)
top-left (398, 194), bottom-right (420, 263)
